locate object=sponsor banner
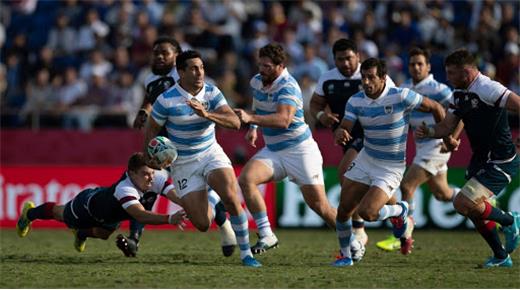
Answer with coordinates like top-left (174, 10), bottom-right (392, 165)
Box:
top-left (277, 167), bottom-right (519, 229)
top-left (0, 166), bottom-right (275, 230)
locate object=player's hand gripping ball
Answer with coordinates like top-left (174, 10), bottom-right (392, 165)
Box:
top-left (147, 136), bottom-right (178, 169)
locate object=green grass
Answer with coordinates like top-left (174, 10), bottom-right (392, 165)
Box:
top-left (1, 228), bottom-right (519, 288)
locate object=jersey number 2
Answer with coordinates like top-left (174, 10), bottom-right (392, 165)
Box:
top-left (177, 179), bottom-right (188, 190)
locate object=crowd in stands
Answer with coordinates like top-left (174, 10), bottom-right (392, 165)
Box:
top-left (1, 0), bottom-right (519, 130)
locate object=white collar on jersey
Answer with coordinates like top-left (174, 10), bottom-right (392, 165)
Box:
top-left (364, 81), bottom-right (391, 103)
top-left (175, 82), bottom-right (207, 101)
top-left (411, 74), bottom-right (434, 88)
top-left (261, 68), bottom-right (290, 92)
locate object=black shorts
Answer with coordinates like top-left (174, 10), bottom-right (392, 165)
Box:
top-left (63, 189), bottom-right (120, 231)
top-left (341, 137), bottom-right (364, 154)
top-left (466, 154), bottom-right (519, 195)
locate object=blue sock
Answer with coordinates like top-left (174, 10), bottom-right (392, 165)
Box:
top-left (336, 219), bottom-right (352, 258)
top-left (230, 212), bottom-right (253, 260)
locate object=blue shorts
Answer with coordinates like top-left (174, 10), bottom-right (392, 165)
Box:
top-left (466, 155), bottom-right (519, 195)
top-left (63, 189), bottom-right (120, 231)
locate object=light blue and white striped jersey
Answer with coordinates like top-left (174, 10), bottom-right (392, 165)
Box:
top-left (151, 82), bottom-right (228, 161)
top-left (250, 68), bottom-right (311, 151)
top-left (344, 85), bottom-right (423, 162)
top-left (401, 74), bottom-right (452, 129)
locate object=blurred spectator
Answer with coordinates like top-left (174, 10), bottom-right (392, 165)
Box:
top-left (104, 70), bottom-right (142, 127)
top-left (139, 0), bottom-right (164, 26)
top-left (46, 13), bottom-right (77, 57)
top-left (59, 0), bottom-right (83, 27)
top-left (3, 53), bottom-right (26, 111)
top-left (110, 46), bottom-right (137, 82)
top-left (64, 70), bottom-right (113, 131)
top-left (130, 25), bottom-right (157, 68)
top-left (79, 49), bottom-right (113, 81)
top-left (20, 68), bottom-right (59, 127)
top-left (281, 27), bottom-right (304, 64)
top-left (265, 2), bottom-right (288, 42)
top-left (496, 43), bottom-right (520, 87)
top-left (299, 73), bottom-right (317, 130)
top-left (292, 42), bottom-right (328, 82)
top-left (57, 67), bottom-right (87, 110)
top-left (77, 8), bottom-right (110, 54)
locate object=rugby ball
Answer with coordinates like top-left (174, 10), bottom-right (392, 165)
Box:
top-left (147, 136), bottom-right (178, 166)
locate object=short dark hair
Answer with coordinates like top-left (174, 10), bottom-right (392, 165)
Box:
top-left (444, 48), bottom-right (477, 67)
top-left (409, 47), bottom-right (430, 62)
top-left (153, 36), bottom-right (181, 54)
top-left (332, 38), bottom-right (358, 56)
top-left (176, 50), bottom-right (202, 71)
top-left (128, 152), bottom-right (147, 172)
top-left (259, 43), bottom-right (287, 66)
top-left (360, 58), bottom-right (387, 77)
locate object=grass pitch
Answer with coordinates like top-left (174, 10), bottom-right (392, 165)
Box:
top-left (1, 228), bottom-right (519, 288)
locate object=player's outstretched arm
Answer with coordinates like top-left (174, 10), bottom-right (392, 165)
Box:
top-left (143, 117), bottom-right (163, 154)
top-left (417, 112), bottom-right (460, 139)
top-left (125, 203), bottom-right (187, 227)
top-left (235, 104), bottom-right (296, 129)
top-left (334, 119), bottom-right (354, 146)
top-left (310, 93), bottom-right (339, 128)
top-left (201, 104), bottom-right (241, 130)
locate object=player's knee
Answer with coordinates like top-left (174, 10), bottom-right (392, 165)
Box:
top-left (238, 175), bottom-right (253, 191)
top-left (358, 208), bottom-right (378, 222)
top-left (430, 184), bottom-right (452, 201)
top-left (192, 218), bottom-right (211, 232)
top-left (399, 182), bottom-right (414, 199)
top-left (432, 190), bottom-right (452, 202)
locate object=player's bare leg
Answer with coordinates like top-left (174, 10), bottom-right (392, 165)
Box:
top-left (338, 149), bottom-right (368, 246)
top-left (333, 179), bottom-right (368, 267)
top-left (300, 184), bottom-right (337, 229)
top-left (208, 167), bottom-right (260, 267)
top-left (238, 160), bottom-right (278, 255)
top-left (453, 178), bottom-right (519, 268)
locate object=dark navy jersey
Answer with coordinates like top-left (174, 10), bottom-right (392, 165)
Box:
top-left (87, 170), bottom-right (174, 224)
top-left (452, 73), bottom-right (515, 163)
top-left (144, 69), bottom-right (179, 105)
top-left (144, 69), bottom-right (179, 137)
top-left (316, 67), bottom-right (363, 133)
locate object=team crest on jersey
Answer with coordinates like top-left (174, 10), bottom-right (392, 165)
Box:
top-left (471, 98), bottom-right (479, 109)
top-left (384, 105), bottom-right (393, 114)
top-left (327, 83), bottom-right (335, 93)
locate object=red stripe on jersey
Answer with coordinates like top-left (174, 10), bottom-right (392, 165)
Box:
top-left (119, 196), bottom-right (137, 204)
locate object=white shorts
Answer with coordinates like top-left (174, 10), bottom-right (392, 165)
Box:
top-left (253, 138), bottom-right (324, 186)
top-left (412, 140), bottom-right (451, 176)
top-left (170, 143), bottom-right (233, 198)
top-left (344, 149), bottom-right (405, 197)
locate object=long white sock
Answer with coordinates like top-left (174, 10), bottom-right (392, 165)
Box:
top-left (378, 204), bottom-right (403, 220)
top-left (230, 212), bottom-right (253, 260)
top-left (252, 211), bottom-right (273, 238)
top-left (336, 218), bottom-right (352, 258)
top-left (207, 189), bottom-right (220, 222)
